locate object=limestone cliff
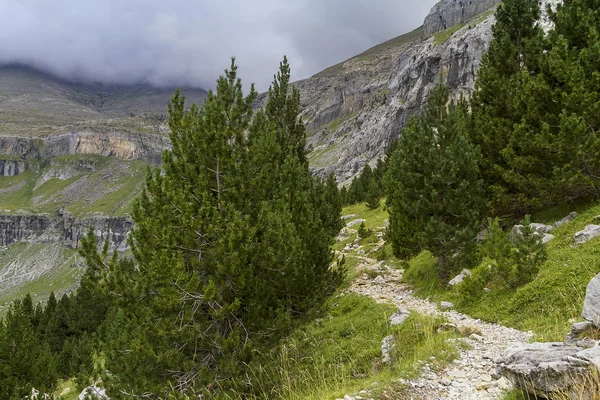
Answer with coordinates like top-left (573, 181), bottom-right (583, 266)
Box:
top-left (0, 210), bottom-right (132, 251)
top-left (297, 2), bottom-right (496, 184)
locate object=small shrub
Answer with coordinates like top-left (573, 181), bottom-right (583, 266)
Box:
top-left (358, 222), bottom-right (372, 239)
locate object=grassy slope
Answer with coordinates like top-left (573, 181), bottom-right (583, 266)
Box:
top-left (402, 199), bottom-right (600, 342)
top-left (259, 201), bottom-right (460, 400)
top-left (0, 242), bottom-right (82, 312)
top-left (0, 155), bottom-right (147, 216)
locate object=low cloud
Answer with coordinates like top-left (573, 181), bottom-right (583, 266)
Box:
top-left (0, 0), bottom-right (437, 90)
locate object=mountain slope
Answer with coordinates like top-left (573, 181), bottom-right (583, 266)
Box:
top-left (0, 65), bottom-right (207, 135)
top-left (294, 1), bottom-right (500, 184)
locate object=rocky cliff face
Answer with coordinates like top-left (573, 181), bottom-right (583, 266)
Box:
top-left (0, 130), bottom-right (168, 167)
top-left (299, 5), bottom-right (495, 183)
top-left (0, 210), bottom-right (132, 251)
top-left (423, 0), bottom-right (501, 35)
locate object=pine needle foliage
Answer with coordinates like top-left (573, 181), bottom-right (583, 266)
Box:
top-left (84, 58), bottom-right (344, 397)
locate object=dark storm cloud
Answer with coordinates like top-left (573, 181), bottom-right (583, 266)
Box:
top-left (0, 0), bottom-right (438, 90)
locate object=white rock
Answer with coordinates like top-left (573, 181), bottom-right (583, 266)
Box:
top-left (440, 301), bottom-right (454, 309)
top-left (582, 272), bottom-right (600, 326)
top-left (381, 335), bottom-right (395, 364)
top-left (574, 225), bottom-right (600, 245)
top-left (346, 219), bottom-right (366, 228)
top-left (373, 275), bottom-right (386, 285)
top-left (449, 269), bottom-right (472, 286)
top-left (542, 233), bottom-right (555, 244)
top-left (78, 386), bottom-right (108, 400)
top-left (389, 308), bottom-right (410, 326)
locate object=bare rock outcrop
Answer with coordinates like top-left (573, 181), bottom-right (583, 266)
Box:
top-left (497, 343), bottom-right (600, 398)
top-left (423, 0), bottom-right (501, 35)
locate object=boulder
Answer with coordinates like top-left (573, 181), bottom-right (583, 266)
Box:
top-left (497, 342), bottom-right (600, 398)
top-left (575, 225), bottom-right (600, 245)
top-left (389, 308), bottom-right (410, 326)
top-left (448, 269), bottom-right (472, 286)
top-left (373, 275), bottom-right (386, 285)
top-left (381, 335), bottom-right (395, 364)
top-left (78, 386), bottom-right (108, 400)
top-left (542, 234), bottom-right (555, 244)
top-left (582, 273), bottom-right (600, 326)
top-left (554, 211), bottom-right (577, 228)
top-left (511, 223), bottom-right (552, 243)
top-left (346, 219), bottom-right (366, 228)
top-left (342, 214), bottom-right (358, 220)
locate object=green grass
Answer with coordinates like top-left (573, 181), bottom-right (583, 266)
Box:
top-left (401, 199), bottom-right (600, 342)
top-left (250, 294), bottom-right (459, 400)
top-left (0, 155), bottom-right (147, 216)
top-left (433, 23), bottom-right (466, 45)
top-left (316, 27), bottom-right (424, 78)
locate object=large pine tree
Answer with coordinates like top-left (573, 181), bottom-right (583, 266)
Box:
top-left (87, 58), bottom-right (343, 397)
top-left (385, 85), bottom-right (485, 281)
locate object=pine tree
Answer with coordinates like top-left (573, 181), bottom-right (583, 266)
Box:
top-left (85, 58), bottom-right (343, 396)
top-left (385, 85), bottom-right (485, 281)
top-left (470, 0), bottom-right (544, 213)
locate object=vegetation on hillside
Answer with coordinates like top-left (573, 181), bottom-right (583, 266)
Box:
top-left (3, 0), bottom-right (600, 397)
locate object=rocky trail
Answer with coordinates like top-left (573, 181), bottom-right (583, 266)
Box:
top-left (338, 224), bottom-right (532, 400)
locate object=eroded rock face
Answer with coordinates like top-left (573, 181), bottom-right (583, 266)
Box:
top-left (423, 0), bottom-right (501, 35)
top-left (0, 160), bottom-right (26, 176)
top-left (0, 130), bottom-right (169, 164)
top-left (300, 13), bottom-right (495, 184)
top-left (0, 210), bottom-right (132, 250)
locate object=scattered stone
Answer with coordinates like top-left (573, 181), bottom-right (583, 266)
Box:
top-left (440, 301), bottom-right (454, 309)
top-left (530, 223), bottom-right (553, 234)
top-left (470, 333), bottom-right (484, 342)
top-left (511, 223), bottom-right (552, 243)
top-left (337, 227), bottom-right (358, 242)
top-left (381, 335), bottom-right (395, 364)
top-left (575, 225), bottom-right (600, 245)
top-left (582, 272), bottom-right (600, 326)
top-left (342, 214), bottom-right (358, 220)
top-left (346, 219), bottom-right (366, 228)
top-left (389, 308), bottom-right (410, 326)
top-left (78, 386), bottom-right (108, 400)
top-left (554, 211), bottom-right (577, 228)
top-left (383, 219), bottom-right (389, 228)
top-left (542, 233), bottom-right (555, 244)
top-left (373, 275), bottom-right (386, 285)
top-left (497, 342), bottom-right (600, 399)
top-left (449, 269), bottom-right (472, 286)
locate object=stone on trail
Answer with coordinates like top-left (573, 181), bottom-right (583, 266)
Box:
top-left (574, 225), bottom-right (600, 245)
top-left (389, 308), bottom-right (410, 326)
top-left (373, 275), bottom-right (386, 285)
top-left (440, 301), bottom-right (454, 310)
top-left (582, 272), bottom-right (600, 326)
top-left (448, 269), bottom-right (472, 286)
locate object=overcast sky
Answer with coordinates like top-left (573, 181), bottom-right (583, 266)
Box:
top-left (0, 0), bottom-right (437, 91)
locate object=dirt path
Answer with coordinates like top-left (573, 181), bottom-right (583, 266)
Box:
top-left (338, 228), bottom-right (532, 399)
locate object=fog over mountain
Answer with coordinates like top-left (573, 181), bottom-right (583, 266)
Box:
top-left (0, 0), bottom-right (436, 90)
